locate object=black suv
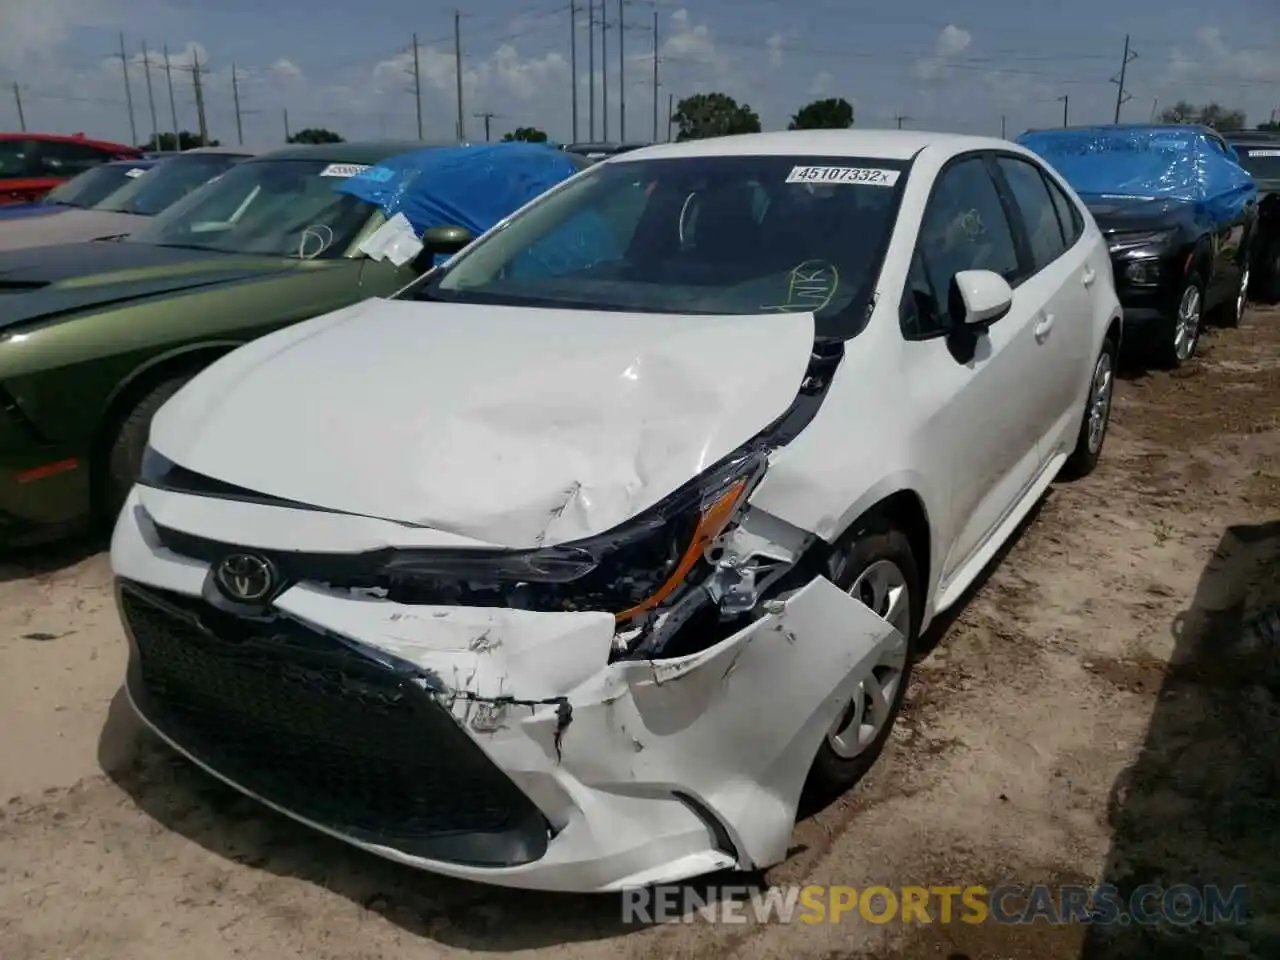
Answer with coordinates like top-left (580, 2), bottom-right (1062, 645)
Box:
top-left (1020, 124), bottom-right (1258, 366)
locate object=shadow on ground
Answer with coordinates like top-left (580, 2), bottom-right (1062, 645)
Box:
top-left (0, 531), bottom-right (105, 584)
top-left (1082, 519), bottom-right (1280, 959)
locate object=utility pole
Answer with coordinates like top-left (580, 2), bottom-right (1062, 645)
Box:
top-left (1149, 98), bottom-right (1159, 122)
top-left (587, 0), bottom-right (595, 140)
top-left (569, 2), bottom-right (579, 142)
top-left (283, 107), bottom-right (290, 141)
top-left (191, 49), bottom-right (209, 146)
top-left (474, 111), bottom-right (497, 141)
top-left (1000, 115), bottom-right (1006, 139)
top-left (412, 32), bottom-right (423, 140)
top-left (894, 113), bottom-right (910, 129)
top-left (163, 44), bottom-right (179, 149)
top-left (1058, 94), bottom-right (1069, 127)
top-left (118, 32), bottom-right (138, 146)
top-left (141, 42), bottom-right (159, 149)
top-left (601, 9), bottom-right (609, 141)
top-left (652, 9), bottom-right (659, 142)
top-left (618, 0), bottom-right (625, 141)
top-left (231, 65), bottom-right (244, 144)
top-left (1111, 34), bottom-right (1137, 124)
top-left (453, 11), bottom-right (465, 140)
top-left (12, 83), bottom-right (25, 132)
top-left (666, 92), bottom-right (673, 141)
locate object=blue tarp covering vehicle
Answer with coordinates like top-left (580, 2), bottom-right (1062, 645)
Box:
top-left (1016, 124), bottom-right (1257, 227)
top-left (336, 141), bottom-right (586, 239)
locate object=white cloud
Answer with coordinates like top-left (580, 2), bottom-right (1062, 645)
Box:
top-left (271, 58), bottom-right (303, 83)
top-left (766, 33), bottom-right (786, 70)
top-left (914, 24), bottom-right (972, 81)
top-left (808, 71), bottom-right (832, 98)
top-left (1166, 27), bottom-right (1274, 85)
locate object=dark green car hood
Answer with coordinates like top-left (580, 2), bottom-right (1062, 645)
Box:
top-left (0, 241), bottom-right (300, 333)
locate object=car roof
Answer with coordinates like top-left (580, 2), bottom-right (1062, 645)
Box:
top-left (0, 132), bottom-right (140, 152)
top-left (174, 145), bottom-right (262, 156)
top-left (247, 141), bottom-right (460, 164)
top-left (611, 129), bottom-right (1006, 163)
top-left (103, 157), bottom-right (161, 166)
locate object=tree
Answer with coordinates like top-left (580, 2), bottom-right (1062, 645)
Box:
top-left (502, 126), bottom-right (548, 143)
top-left (142, 131), bottom-right (221, 151)
top-left (788, 97), bottom-right (854, 130)
top-left (671, 92), bottom-right (762, 141)
top-left (287, 127), bottom-right (344, 144)
top-left (1158, 100), bottom-right (1247, 132)
top-left (1258, 121), bottom-right (1280, 133)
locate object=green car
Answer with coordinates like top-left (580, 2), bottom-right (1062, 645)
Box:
top-left (0, 141), bottom-right (478, 548)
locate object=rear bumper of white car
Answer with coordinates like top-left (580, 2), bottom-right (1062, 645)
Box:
top-left (111, 485), bottom-right (902, 892)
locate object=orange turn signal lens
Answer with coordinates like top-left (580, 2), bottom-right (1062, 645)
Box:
top-left (614, 478), bottom-right (748, 623)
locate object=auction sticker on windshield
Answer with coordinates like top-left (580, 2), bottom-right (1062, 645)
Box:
top-left (786, 166), bottom-right (900, 186)
top-left (319, 163), bottom-right (371, 178)
top-left (124, 168), bottom-right (148, 178)
top-left (1249, 150), bottom-right (1280, 158)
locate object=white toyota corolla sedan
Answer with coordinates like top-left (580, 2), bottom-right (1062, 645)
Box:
top-left (111, 130), bottom-right (1122, 892)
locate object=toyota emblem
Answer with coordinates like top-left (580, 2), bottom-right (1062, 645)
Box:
top-left (214, 553), bottom-right (276, 603)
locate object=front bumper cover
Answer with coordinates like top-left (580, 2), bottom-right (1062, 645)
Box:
top-left (111, 485), bottom-right (903, 892)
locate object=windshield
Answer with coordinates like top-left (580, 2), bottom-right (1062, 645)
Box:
top-left (415, 154), bottom-right (909, 337)
top-left (43, 163), bottom-right (149, 208)
top-left (124, 158), bottom-right (380, 259)
top-left (95, 153), bottom-right (242, 216)
top-left (1238, 147), bottom-right (1280, 181)
top-left (0, 140), bottom-right (28, 177)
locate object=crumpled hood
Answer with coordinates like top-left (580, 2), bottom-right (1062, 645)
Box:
top-left (151, 298), bottom-right (817, 549)
top-left (0, 209), bottom-right (148, 252)
top-left (1080, 194), bottom-right (1194, 234)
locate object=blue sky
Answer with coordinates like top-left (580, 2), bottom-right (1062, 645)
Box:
top-left (1, 0), bottom-right (1276, 148)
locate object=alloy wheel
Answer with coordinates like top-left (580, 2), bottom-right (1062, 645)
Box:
top-left (1087, 349), bottom-right (1114, 455)
top-left (1174, 283), bottom-right (1202, 362)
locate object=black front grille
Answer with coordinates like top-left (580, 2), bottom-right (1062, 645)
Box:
top-left (118, 581), bottom-right (549, 867)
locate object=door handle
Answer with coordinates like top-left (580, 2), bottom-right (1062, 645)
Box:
top-left (1034, 312), bottom-right (1054, 342)
top-left (1081, 266), bottom-right (1096, 287)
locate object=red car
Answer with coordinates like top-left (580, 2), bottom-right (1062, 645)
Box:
top-left (0, 133), bottom-right (142, 206)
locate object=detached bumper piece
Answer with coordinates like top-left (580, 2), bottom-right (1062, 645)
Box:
top-left (117, 580), bottom-right (550, 868)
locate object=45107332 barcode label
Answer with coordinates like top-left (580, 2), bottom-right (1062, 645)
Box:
top-left (785, 165), bottom-right (900, 186)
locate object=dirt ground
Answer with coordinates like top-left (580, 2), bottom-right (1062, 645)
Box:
top-left (1, 307), bottom-right (1278, 960)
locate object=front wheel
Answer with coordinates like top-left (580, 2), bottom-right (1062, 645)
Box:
top-left (100, 374), bottom-right (193, 525)
top-left (1155, 277), bottom-right (1204, 369)
top-left (806, 521), bottom-right (921, 796)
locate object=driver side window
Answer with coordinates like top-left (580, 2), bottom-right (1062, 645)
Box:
top-left (901, 156), bottom-right (1019, 340)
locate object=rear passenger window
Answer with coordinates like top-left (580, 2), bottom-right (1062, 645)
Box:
top-left (1043, 174), bottom-right (1084, 247)
top-left (996, 156), bottom-right (1066, 272)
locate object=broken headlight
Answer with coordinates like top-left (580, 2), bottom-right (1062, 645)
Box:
top-left (379, 449), bottom-right (766, 618)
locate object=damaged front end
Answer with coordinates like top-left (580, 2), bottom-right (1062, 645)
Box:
top-left (113, 337), bottom-right (909, 891)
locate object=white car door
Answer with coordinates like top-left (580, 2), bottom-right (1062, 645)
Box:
top-left (991, 153), bottom-right (1095, 464)
top-left (898, 154), bottom-right (1045, 588)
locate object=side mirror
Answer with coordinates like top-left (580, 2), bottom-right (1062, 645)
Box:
top-left (421, 224), bottom-right (472, 255)
top-left (411, 224), bottom-right (473, 273)
top-left (952, 269), bottom-right (1013, 328)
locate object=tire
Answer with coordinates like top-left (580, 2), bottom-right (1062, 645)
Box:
top-left (1153, 276), bottom-right (1204, 369)
top-left (1217, 261), bottom-right (1251, 329)
top-left (806, 519), bottom-right (922, 796)
top-left (1060, 334), bottom-right (1118, 481)
top-left (101, 374), bottom-right (192, 524)
top-left (1259, 237), bottom-right (1280, 305)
